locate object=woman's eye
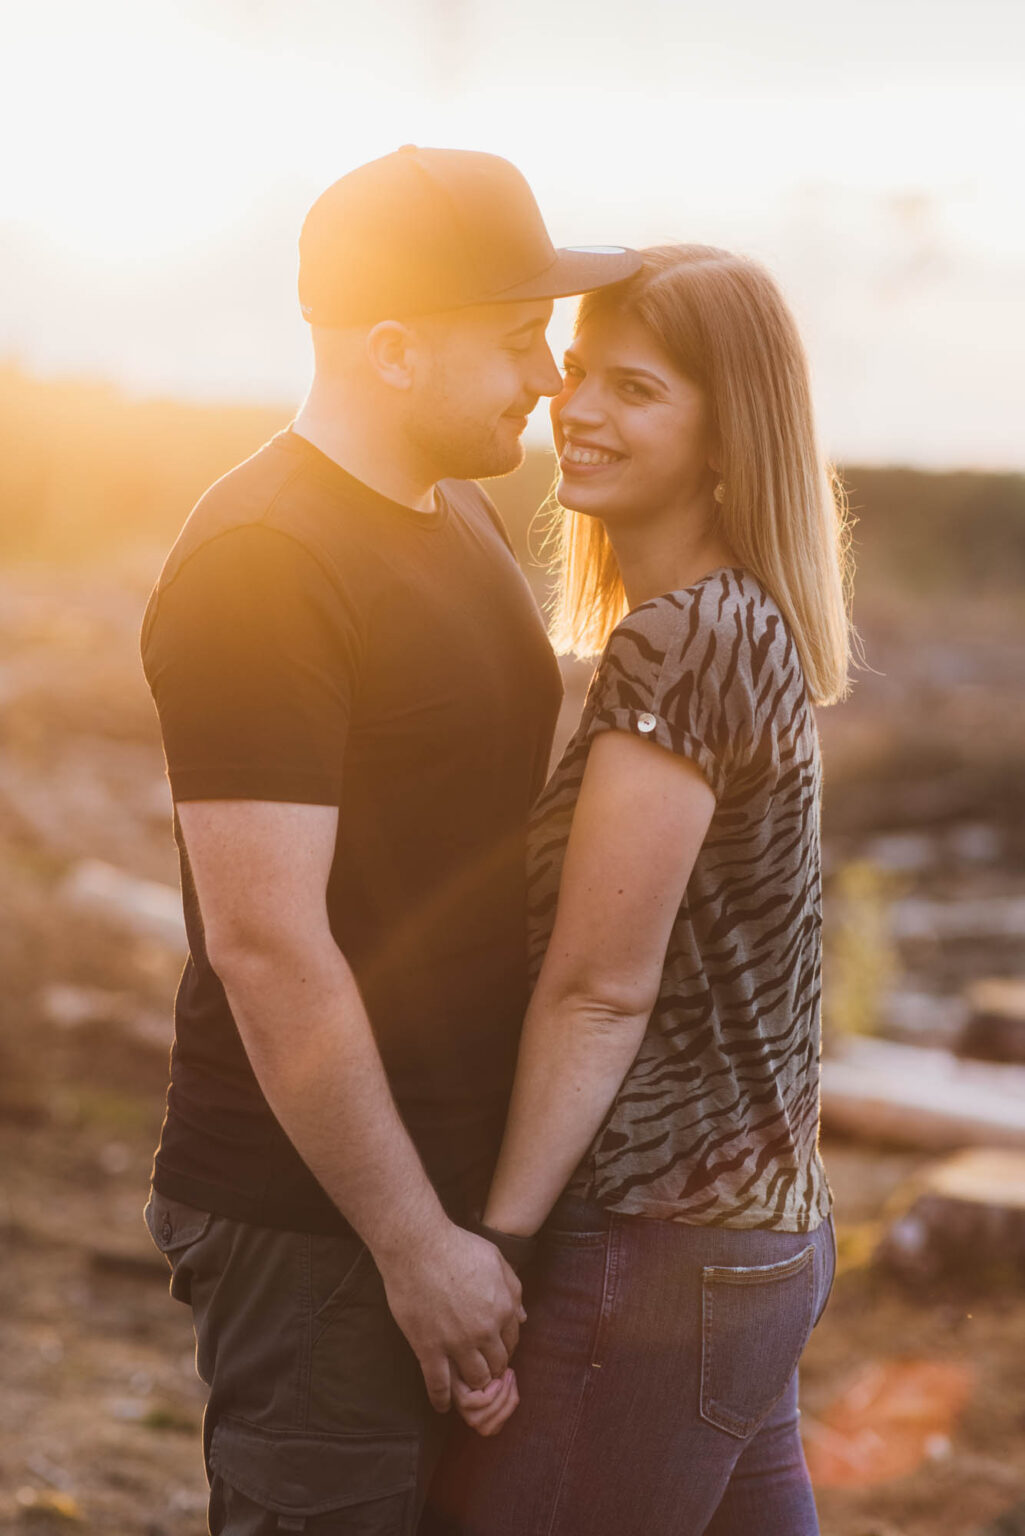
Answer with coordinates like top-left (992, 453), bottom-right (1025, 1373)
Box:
top-left (620, 380), bottom-right (651, 399)
top-left (561, 363), bottom-right (583, 381)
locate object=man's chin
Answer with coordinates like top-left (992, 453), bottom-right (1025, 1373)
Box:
top-left (420, 418), bottom-right (527, 484)
top-left (470, 434), bottom-right (526, 482)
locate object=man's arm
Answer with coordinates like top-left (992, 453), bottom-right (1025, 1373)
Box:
top-left (176, 797), bottom-right (524, 1413)
top-left (482, 727), bottom-right (717, 1237)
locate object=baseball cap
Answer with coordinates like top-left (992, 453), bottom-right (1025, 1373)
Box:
top-left (298, 145), bottom-right (641, 327)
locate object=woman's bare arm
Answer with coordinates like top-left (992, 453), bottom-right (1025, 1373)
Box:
top-left (483, 728), bottom-right (716, 1237)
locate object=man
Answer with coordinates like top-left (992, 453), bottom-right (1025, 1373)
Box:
top-left (141, 145), bottom-right (639, 1534)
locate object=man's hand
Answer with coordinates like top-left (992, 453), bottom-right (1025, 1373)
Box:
top-left (376, 1222), bottom-right (526, 1413)
top-left (452, 1367), bottom-right (520, 1436)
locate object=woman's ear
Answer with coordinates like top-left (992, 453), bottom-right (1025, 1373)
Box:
top-left (365, 321), bottom-right (416, 391)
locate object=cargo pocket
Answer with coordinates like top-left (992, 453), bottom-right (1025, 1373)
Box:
top-left (144, 1190), bottom-right (215, 1304)
top-left (209, 1416), bottom-right (420, 1536)
top-left (699, 1244), bottom-right (816, 1439)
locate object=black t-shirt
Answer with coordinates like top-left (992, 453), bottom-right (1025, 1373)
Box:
top-left (141, 428), bottom-right (563, 1234)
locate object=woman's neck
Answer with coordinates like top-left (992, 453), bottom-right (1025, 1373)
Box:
top-left (605, 506), bottom-right (740, 612)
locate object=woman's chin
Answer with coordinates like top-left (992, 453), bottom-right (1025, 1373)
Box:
top-left (556, 474), bottom-right (609, 516)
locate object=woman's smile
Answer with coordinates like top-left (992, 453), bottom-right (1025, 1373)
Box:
top-left (560, 436), bottom-right (627, 473)
top-left (550, 309), bottom-right (718, 529)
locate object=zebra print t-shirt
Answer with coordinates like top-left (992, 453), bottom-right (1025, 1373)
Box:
top-left (527, 567), bottom-right (833, 1232)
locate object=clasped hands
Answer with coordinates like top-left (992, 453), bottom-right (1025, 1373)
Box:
top-left (379, 1209), bottom-right (535, 1439)
top-left (452, 1216), bottom-right (536, 1437)
top-left (452, 1362), bottom-right (521, 1436)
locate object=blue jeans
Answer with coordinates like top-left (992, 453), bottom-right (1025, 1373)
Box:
top-left (421, 1193), bottom-right (837, 1536)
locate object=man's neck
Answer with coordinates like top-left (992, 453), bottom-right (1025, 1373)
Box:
top-left (292, 390), bottom-right (439, 515)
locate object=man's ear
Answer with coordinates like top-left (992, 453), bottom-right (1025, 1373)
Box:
top-left (365, 321), bottom-right (416, 390)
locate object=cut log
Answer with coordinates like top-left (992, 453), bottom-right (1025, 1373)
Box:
top-left (876, 1147), bottom-right (1025, 1282)
top-left (958, 978), bottom-right (1025, 1065)
top-left (821, 1037), bottom-right (1025, 1151)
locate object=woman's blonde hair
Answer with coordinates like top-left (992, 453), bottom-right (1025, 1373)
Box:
top-left (548, 244), bottom-right (854, 705)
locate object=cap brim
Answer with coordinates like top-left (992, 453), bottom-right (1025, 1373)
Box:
top-left (486, 246), bottom-right (642, 304)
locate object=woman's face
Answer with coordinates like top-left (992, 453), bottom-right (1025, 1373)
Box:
top-left (551, 308), bottom-right (717, 525)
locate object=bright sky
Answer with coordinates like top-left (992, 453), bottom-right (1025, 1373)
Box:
top-left (2, 0), bottom-right (1023, 468)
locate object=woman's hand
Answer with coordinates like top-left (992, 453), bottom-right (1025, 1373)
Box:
top-left (452, 1366), bottom-right (520, 1436)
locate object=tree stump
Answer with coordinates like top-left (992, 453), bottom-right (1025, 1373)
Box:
top-left (877, 1147), bottom-right (1025, 1283)
top-left (958, 978), bottom-right (1025, 1065)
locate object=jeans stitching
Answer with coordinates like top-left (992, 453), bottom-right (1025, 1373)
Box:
top-left (542, 1227), bottom-right (615, 1536)
top-left (814, 1213), bottom-right (838, 1328)
top-left (590, 1218), bottom-right (622, 1367)
top-left (542, 1230), bottom-right (607, 1246)
top-left (699, 1245), bottom-right (815, 1438)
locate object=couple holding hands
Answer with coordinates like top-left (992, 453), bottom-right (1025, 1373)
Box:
top-left (143, 146), bottom-right (848, 1536)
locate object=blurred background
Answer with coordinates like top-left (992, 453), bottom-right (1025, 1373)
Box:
top-left (1, 2), bottom-right (1023, 1533)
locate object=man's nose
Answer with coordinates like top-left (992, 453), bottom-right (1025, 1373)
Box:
top-left (530, 341), bottom-right (564, 399)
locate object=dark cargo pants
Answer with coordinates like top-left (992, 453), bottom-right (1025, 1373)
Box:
top-left (145, 1188), bottom-right (450, 1535)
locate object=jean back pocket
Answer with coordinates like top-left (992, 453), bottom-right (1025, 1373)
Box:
top-left (700, 1244), bottom-right (815, 1438)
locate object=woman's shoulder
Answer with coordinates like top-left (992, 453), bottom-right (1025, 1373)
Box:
top-left (601, 568), bottom-right (801, 728)
top-left (607, 567), bottom-right (783, 660)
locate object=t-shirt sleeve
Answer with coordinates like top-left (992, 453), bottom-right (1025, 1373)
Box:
top-left (141, 522), bottom-right (361, 804)
top-left (584, 587), bottom-right (757, 800)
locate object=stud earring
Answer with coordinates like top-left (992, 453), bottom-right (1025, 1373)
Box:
top-left (713, 481), bottom-right (726, 504)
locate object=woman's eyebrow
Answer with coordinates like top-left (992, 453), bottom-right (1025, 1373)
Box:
top-left (562, 350), bottom-right (668, 388)
top-left (607, 364), bottom-right (668, 387)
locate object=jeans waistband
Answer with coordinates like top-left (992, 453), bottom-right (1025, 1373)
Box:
top-left (543, 1193), bottom-right (837, 1240)
top-left (544, 1191), bottom-right (613, 1232)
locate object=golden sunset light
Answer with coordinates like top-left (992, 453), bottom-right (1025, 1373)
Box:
top-left (3, 7), bottom-right (1025, 1535)
top-left (1, 0), bottom-right (1023, 466)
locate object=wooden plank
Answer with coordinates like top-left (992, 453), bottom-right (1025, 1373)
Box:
top-left (821, 1037), bottom-right (1025, 1151)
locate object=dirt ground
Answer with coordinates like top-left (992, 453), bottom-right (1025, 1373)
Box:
top-left (4, 1117), bottom-right (1025, 1536)
top-left (1, 558), bottom-right (1024, 1536)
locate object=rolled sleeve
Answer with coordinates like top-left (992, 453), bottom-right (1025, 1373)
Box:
top-left (583, 587), bottom-right (752, 801)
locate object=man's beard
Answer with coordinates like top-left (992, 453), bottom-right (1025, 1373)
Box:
top-left (406, 412), bottom-right (524, 482)
top-left (403, 367), bottom-right (528, 481)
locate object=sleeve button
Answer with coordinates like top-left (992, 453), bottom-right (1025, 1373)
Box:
top-left (636, 712), bottom-right (657, 734)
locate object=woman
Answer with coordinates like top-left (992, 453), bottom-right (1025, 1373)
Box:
top-left (421, 244), bottom-right (852, 1536)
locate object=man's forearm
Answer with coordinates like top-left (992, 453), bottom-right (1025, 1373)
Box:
top-left (483, 990), bottom-right (649, 1237)
top-left (214, 937), bottom-right (449, 1267)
